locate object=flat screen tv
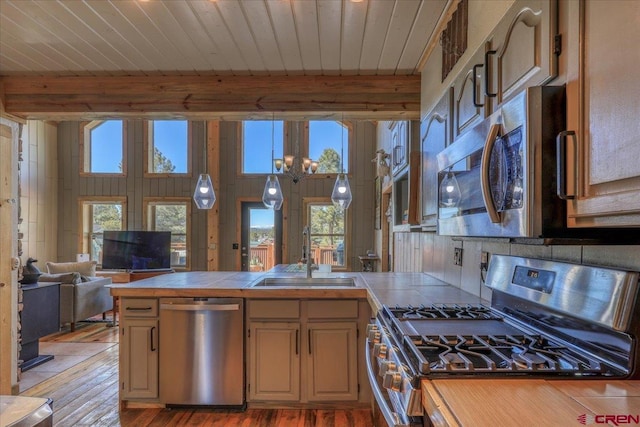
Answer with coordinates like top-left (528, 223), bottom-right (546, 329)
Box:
top-left (102, 231), bottom-right (171, 271)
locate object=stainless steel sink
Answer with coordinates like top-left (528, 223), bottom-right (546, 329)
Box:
top-left (251, 277), bottom-right (357, 287)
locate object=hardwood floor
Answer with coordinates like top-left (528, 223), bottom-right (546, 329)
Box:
top-left (20, 322), bottom-right (374, 427)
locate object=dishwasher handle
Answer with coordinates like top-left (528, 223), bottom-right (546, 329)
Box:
top-left (160, 303), bottom-right (241, 312)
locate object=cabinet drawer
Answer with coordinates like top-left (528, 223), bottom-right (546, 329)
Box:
top-left (121, 298), bottom-right (158, 318)
top-left (307, 300), bottom-right (358, 319)
top-left (248, 300), bottom-right (300, 319)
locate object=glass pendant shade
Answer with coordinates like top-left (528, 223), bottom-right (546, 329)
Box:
top-left (439, 171), bottom-right (461, 207)
top-left (331, 173), bottom-right (352, 210)
top-left (262, 175), bottom-right (284, 210)
top-left (193, 173), bottom-right (216, 209)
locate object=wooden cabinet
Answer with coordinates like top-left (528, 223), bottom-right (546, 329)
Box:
top-left (391, 121), bottom-right (409, 176)
top-left (564, 0), bottom-right (640, 227)
top-left (248, 321), bottom-right (300, 401)
top-left (246, 299), bottom-right (362, 403)
top-left (306, 322), bottom-right (358, 401)
top-left (421, 90), bottom-right (452, 230)
top-left (452, 47), bottom-right (489, 140)
top-left (485, 0), bottom-right (558, 108)
top-left (120, 298), bottom-right (159, 400)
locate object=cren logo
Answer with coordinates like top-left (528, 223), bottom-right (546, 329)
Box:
top-left (578, 414), bottom-right (595, 425)
top-left (578, 414), bottom-right (640, 426)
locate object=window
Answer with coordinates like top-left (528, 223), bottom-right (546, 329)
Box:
top-left (78, 197), bottom-right (127, 265)
top-left (309, 120), bottom-right (349, 174)
top-left (145, 120), bottom-right (190, 175)
top-left (80, 120), bottom-right (126, 175)
top-left (144, 198), bottom-right (191, 269)
top-left (242, 120), bottom-right (284, 174)
top-left (304, 198), bottom-right (347, 269)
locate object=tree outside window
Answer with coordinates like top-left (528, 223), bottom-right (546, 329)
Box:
top-left (79, 199), bottom-right (126, 264)
top-left (306, 199), bottom-right (347, 269)
top-left (145, 199), bottom-right (190, 269)
top-left (146, 120), bottom-right (190, 175)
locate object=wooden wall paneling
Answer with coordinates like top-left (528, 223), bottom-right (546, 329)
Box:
top-left (207, 121), bottom-right (220, 271)
top-left (0, 118), bottom-right (19, 394)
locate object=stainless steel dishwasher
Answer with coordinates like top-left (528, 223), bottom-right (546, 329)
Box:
top-left (159, 297), bottom-right (244, 407)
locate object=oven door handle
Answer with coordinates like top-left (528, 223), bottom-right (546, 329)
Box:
top-left (365, 342), bottom-right (412, 427)
top-left (480, 123), bottom-right (502, 223)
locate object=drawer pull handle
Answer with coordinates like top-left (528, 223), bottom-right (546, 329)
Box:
top-left (126, 306), bottom-right (152, 311)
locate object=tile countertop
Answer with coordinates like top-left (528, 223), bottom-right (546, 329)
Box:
top-left (107, 270), bottom-right (487, 311)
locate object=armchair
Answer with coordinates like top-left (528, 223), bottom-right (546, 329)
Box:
top-left (40, 261), bottom-right (113, 332)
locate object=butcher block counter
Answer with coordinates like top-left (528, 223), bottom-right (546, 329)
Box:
top-left (422, 379), bottom-right (640, 427)
top-left (108, 270), bottom-right (639, 421)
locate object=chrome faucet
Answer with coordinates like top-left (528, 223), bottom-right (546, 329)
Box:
top-left (302, 226), bottom-right (318, 278)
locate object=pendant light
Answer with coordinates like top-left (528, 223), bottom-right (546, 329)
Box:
top-left (193, 136), bottom-right (216, 209)
top-left (439, 168), bottom-right (461, 207)
top-left (262, 114), bottom-right (284, 210)
top-left (331, 117), bottom-right (352, 210)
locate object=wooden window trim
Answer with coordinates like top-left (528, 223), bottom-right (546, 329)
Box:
top-left (302, 197), bottom-right (350, 271)
top-left (143, 197), bottom-right (192, 271)
top-left (79, 120), bottom-right (127, 177)
top-left (77, 196), bottom-right (127, 262)
top-left (143, 120), bottom-right (193, 178)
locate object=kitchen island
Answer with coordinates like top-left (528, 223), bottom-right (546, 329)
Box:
top-left (109, 270), bottom-right (640, 424)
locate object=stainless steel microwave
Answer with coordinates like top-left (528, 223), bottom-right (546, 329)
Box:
top-left (436, 86), bottom-right (566, 238)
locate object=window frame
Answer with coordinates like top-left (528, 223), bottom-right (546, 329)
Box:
top-left (238, 120), bottom-right (287, 176)
top-left (143, 120), bottom-right (192, 177)
top-left (306, 120), bottom-right (352, 175)
top-left (143, 197), bottom-right (192, 271)
top-left (303, 197), bottom-right (350, 271)
top-left (77, 196), bottom-right (127, 266)
top-left (79, 120), bottom-right (127, 177)
top-left (238, 120), bottom-right (352, 178)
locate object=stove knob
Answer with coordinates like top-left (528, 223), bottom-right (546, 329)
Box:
top-left (379, 360), bottom-right (396, 376)
top-left (373, 343), bottom-right (387, 358)
top-left (382, 371), bottom-right (402, 392)
top-left (366, 323), bottom-right (379, 335)
top-left (368, 329), bottom-right (381, 343)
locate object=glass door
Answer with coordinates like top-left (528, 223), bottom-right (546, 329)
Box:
top-left (240, 202), bottom-right (282, 272)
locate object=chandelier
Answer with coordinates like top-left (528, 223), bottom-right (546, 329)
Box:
top-left (274, 123), bottom-right (318, 184)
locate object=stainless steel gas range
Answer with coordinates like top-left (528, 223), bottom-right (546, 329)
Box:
top-left (366, 255), bottom-right (640, 427)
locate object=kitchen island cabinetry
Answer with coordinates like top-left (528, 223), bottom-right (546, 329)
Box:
top-left (119, 298), bottom-right (159, 401)
top-left (565, 0), bottom-right (640, 227)
top-left (247, 299), bottom-right (364, 404)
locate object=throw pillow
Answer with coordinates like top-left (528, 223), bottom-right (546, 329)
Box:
top-left (46, 260), bottom-right (97, 277)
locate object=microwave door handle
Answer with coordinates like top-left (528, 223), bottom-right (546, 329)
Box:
top-left (556, 130), bottom-right (577, 200)
top-left (481, 123), bottom-right (502, 223)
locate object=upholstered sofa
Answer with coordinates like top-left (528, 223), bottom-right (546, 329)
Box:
top-left (39, 261), bottom-right (113, 332)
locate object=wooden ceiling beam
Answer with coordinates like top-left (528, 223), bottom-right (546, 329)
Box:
top-left (0, 74), bottom-right (420, 121)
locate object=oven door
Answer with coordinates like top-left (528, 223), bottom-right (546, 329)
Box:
top-left (437, 91), bottom-right (530, 238)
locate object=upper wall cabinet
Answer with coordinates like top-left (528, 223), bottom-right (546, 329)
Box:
top-left (452, 47), bottom-right (490, 140)
top-left (391, 121), bottom-right (409, 176)
top-left (485, 0), bottom-right (559, 108)
top-left (421, 90), bottom-right (452, 230)
top-left (564, 0), bottom-right (640, 227)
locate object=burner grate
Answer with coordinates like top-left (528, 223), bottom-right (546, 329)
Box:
top-left (405, 334), bottom-right (606, 375)
top-left (387, 304), bottom-right (502, 320)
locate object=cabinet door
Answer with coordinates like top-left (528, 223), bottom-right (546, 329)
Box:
top-left (248, 322), bottom-right (300, 401)
top-left (486, 0), bottom-right (558, 107)
top-left (452, 48), bottom-right (488, 139)
top-left (306, 322), bottom-right (358, 401)
top-left (421, 90), bottom-right (452, 229)
top-left (564, 0), bottom-right (640, 227)
top-left (391, 121), bottom-right (408, 176)
top-left (120, 318), bottom-right (158, 399)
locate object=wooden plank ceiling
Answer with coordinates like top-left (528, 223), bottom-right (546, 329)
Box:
top-left (0, 0), bottom-right (449, 120)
